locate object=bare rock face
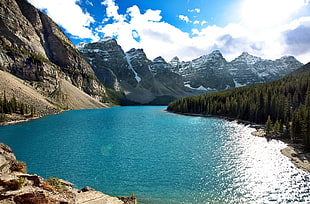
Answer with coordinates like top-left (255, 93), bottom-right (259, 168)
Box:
top-left (79, 37), bottom-right (303, 105)
top-left (0, 0), bottom-right (108, 111)
top-left (78, 40), bottom-right (199, 105)
top-left (0, 143), bottom-right (134, 204)
top-left (0, 143), bottom-right (16, 175)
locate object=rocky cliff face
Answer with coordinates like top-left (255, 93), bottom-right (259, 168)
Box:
top-left (169, 51), bottom-right (303, 90)
top-left (229, 52), bottom-right (303, 86)
top-left (0, 0), bottom-right (108, 111)
top-left (169, 50), bottom-right (235, 91)
top-left (78, 39), bottom-right (198, 105)
top-left (79, 38), bottom-right (303, 104)
top-left (0, 0), bottom-right (303, 107)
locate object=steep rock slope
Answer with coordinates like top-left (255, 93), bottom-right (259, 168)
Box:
top-left (229, 52), bottom-right (303, 86)
top-left (79, 37), bottom-right (302, 105)
top-left (169, 51), bottom-right (303, 90)
top-left (78, 38), bottom-right (198, 104)
top-left (0, 0), bottom-right (108, 111)
top-left (0, 70), bottom-right (59, 116)
top-left (169, 50), bottom-right (235, 91)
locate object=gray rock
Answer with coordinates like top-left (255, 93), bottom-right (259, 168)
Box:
top-left (0, 0), bottom-right (108, 111)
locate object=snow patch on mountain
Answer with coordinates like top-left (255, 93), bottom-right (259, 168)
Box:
top-left (233, 79), bottom-right (247, 87)
top-left (125, 53), bottom-right (141, 83)
top-left (184, 84), bottom-right (217, 91)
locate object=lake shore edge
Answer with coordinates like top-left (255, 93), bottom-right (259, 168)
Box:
top-left (0, 102), bottom-right (116, 126)
top-left (166, 110), bottom-right (310, 172)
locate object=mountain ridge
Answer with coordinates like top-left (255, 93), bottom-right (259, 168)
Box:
top-left (0, 0), bottom-right (110, 117)
top-left (78, 38), bottom-right (303, 104)
top-left (167, 61), bottom-right (310, 149)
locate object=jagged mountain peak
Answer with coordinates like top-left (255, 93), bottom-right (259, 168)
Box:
top-left (193, 50), bottom-right (227, 66)
top-left (153, 56), bottom-right (166, 63)
top-left (171, 56), bottom-right (180, 61)
top-left (210, 50), bottom-right (223, 56)
top-left (126, 48), bottom-right (145, 54)
top-left (278, 55), bottom-right (300, 62)
top-left (78, 36), bottom-right (303, 105)
top-left (233, 51), bottom-right (262, 64)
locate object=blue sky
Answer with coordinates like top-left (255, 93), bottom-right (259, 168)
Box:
top-left (29, 0), bottom-right (310, 63)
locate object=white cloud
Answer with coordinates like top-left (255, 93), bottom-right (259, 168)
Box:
top-left (188, 8), bottom-right (200, 13)
top-left (28, 0), bottom-right (97, 40)
top-left (101, 0), bottom-right (125, 22)
top-left (241, 0), bottom-right (309, 30)
top-left (201, 20), bottom-right (208, 26)
top-left (96, 0), bottom-right (310, 63)
top-left (280, 17), bottom-right (310, 63)
top-left (29, 0), bottom-right (310, 63)
top-left (178, 15), bottom-right (190, 23)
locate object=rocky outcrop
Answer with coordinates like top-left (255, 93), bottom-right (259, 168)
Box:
top-left (170, 50), bottom-right (235, 90)
top-left (0, 0), bottom-right (108, 111)
top-left (169, 50), bottom-right (303, 90)
top-left (79, 37), bottom-right (303, 104)
top-left (0, 143), bottom-right (137, 204)
top-left (0, 143), bottom-right (16, 175)
top-left (229, 52), bottom-right (303, 86)
top-left (78, 39), bottom-right (202, 105)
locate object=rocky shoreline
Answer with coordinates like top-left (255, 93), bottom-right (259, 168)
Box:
top-left (280, 145), bottom-right (310, 172)
top-left (251, 129), bottom-right (310, 172)
top-left (169, 110), bottom-right (310, 172)
top-left (0, 143), bottom-right (137, 204)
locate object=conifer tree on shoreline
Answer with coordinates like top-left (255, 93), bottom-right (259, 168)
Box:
top-left (167, 63), bottom-right (310, 149)
top-left (0, 92), bottom-right (36, 122)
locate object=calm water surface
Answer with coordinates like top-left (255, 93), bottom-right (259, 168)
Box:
top-left (0, 106), bottom-right (309, 203)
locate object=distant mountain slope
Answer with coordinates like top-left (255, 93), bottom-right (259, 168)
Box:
top-left (169, 51), bottom-right (303, 90)
top-left (0, 0), bottom-right (109, 113)
top-left (0, 70), bottom-right (59, 116)
top-left (167, 62), bottom-right (310, 148)
top-left (78, 38), bottom-right (303, 105)
top-left (78, 38), bottom-right (200, 105)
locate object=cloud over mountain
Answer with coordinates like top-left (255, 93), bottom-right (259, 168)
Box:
top-left (29, 0), bottom-right (310, 63)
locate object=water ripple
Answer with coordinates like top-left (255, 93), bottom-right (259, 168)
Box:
top-left (0, 106), bottom-right (309, 203)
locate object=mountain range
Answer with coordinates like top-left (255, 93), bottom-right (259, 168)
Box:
top-left (78, 38), bottom-right (303, 104)
top-left (0, 0), bottom-right (305, 114)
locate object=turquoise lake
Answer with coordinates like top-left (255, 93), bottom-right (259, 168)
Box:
top-left (0, 106), bottom-right (309, 203)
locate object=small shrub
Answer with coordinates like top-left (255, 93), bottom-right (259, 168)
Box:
top-left (46, 177), bottom-right (67, 190)
top-left (6, 177), bottom-right (27, 190)
top-left (10, 161), bottom-right (27, 173)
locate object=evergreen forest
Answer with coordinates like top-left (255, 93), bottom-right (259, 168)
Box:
top-left (0, 92), bottom-right (36, 122)
top-left (167, 63), bottom-right (310, 149)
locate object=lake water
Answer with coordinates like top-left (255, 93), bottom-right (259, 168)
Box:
top-left (0, 106), bottom-right (309, 203)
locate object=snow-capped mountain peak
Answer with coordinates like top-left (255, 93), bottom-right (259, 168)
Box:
top-left (233, 52), bottom-right (262, 65)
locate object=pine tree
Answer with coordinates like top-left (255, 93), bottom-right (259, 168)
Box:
top-left (266, 115), bottom-right (273, 134)
top-left (273, 120), bottom-right (281, 133)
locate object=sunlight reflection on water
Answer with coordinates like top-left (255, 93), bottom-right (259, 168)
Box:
top-left (0, 107), bottom-right (309, 203)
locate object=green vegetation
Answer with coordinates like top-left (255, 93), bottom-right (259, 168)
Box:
top-left (4, 46), bottom-right (50, 64)
top-left (10, 160), bottom-right (27, 173)
top-left (8, 177), bottom-right (27, 190)
top-left (46, 177), bottom-right (67, 190)
top-left (0, 92), bottom-right (36, 122)
top-left (167, 63), bottom-right (310, 149)
top-left (29, 52), bottom-right (50, 64)
top-left (104, 88), bottom-right (138, 105)
top-left (148, 95), bottom-right (177, 105)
